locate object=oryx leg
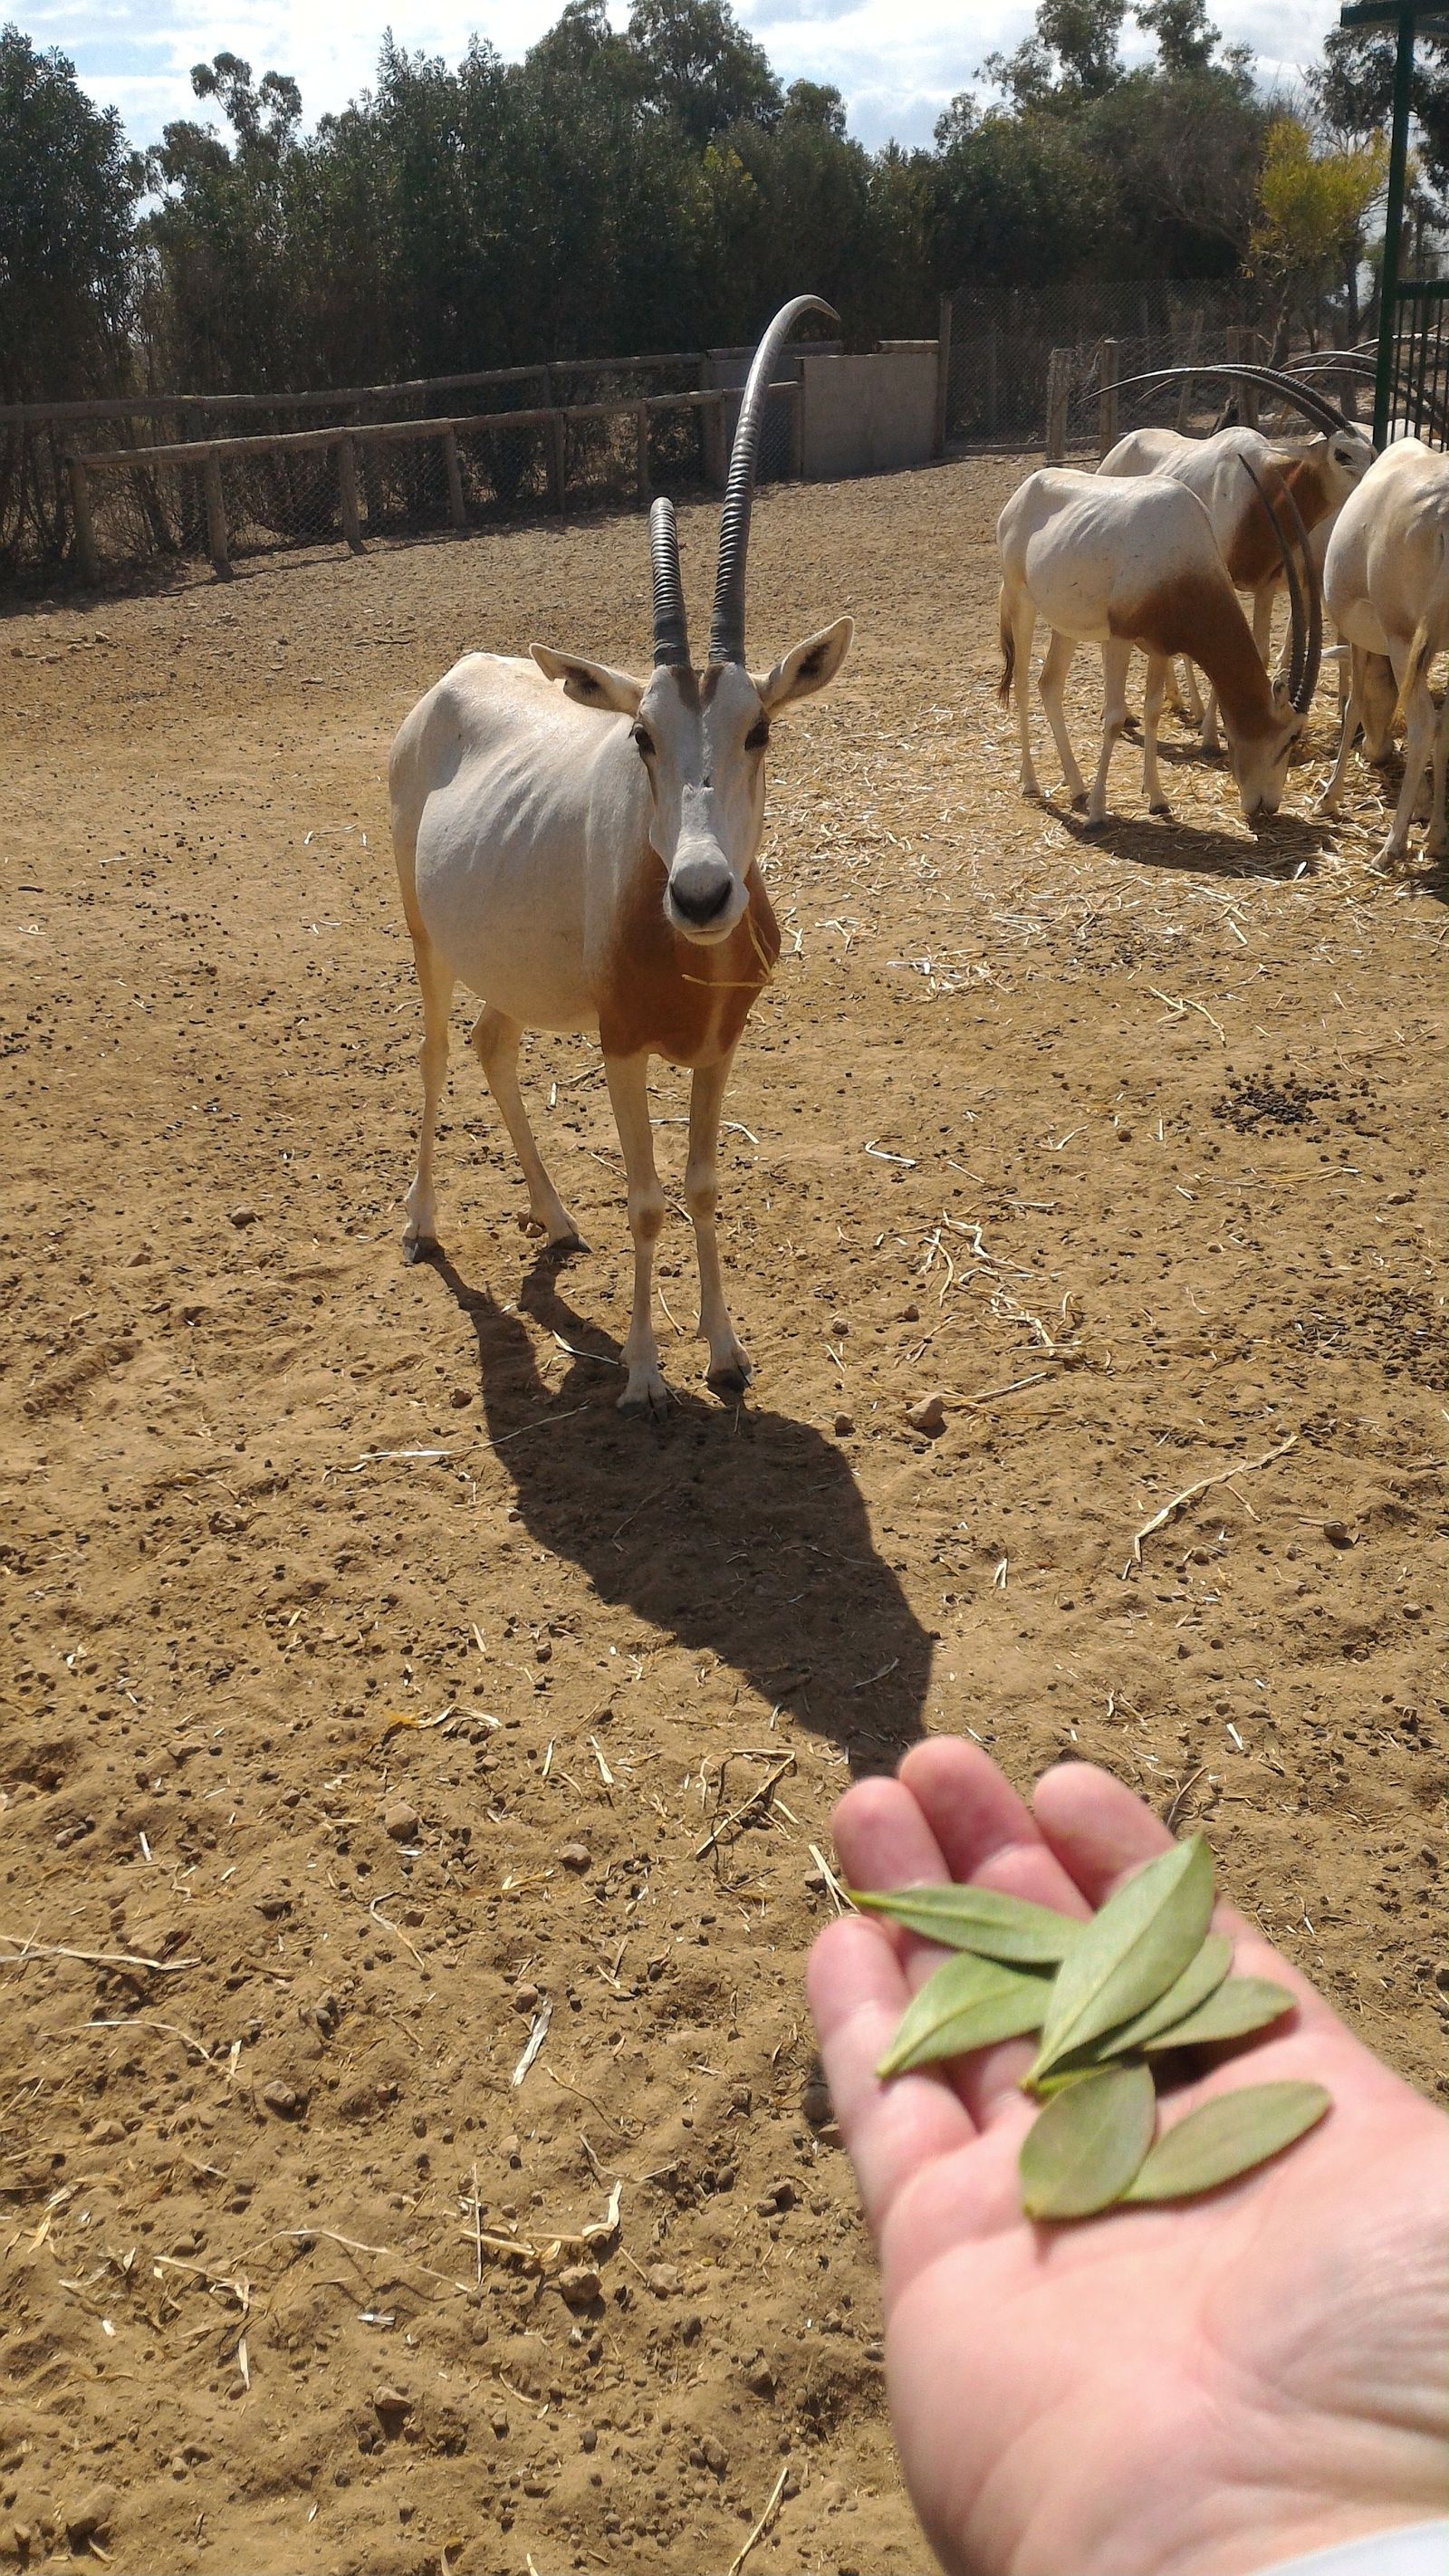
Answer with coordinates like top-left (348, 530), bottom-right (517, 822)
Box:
top-left (1087, 641), bottom-right (1132, 825)
top-left (1142, 655), bottom-right (1169, 813)
top-left (1428, 695), bottom-right (1449, 859)
top-left (1382, 646), bottom-right (1433, 860)
top-left (1009, 591), bottom-right (1041, 800)
top-left (685, 1053), bottom-right (750, 1396)
top-left (1176, 658), bottom-right (1204, 725)
top-left (1315, 646), bottom-right (1367, 818)
top-left (1037, 630), bottom-right (1087, 808)
top-left (469, 1007), bottom-right (584, 1249)
top-left (604, 1052), bottom-right (668, 1418)
top-left (401, 922), bottom-right (455, 1261)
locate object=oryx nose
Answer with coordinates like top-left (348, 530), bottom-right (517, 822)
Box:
top-left (670, 859), bottom-right (732, 925)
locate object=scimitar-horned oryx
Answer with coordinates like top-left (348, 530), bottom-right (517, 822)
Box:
top-left (389, 297), bottom-right (852, 1416)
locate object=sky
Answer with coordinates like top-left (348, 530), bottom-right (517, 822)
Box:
top-left (24, 0), bottom-right (1345, 154)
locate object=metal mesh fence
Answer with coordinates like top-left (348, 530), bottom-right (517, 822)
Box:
top-left (944, 280), bottom-right (1255, 449)
top-left (2, 348), bottom-right (800, 591)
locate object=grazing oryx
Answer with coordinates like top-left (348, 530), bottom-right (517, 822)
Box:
top-left (1099, 421), bottom-right (1370, 744)
top-left (389, 298), bottom-right (852, 1416)
top-left (997, 455), bottom-right (1320, 824)
top-left (1316, 435), bottom-right (1449, 861)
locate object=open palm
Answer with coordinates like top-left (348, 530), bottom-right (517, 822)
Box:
top-left (808, 1741), bottom-right (1447, 2576)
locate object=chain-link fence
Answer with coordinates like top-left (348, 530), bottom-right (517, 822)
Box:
top-left (3, 346), bottom-right (803, 592)
top-left (943, 280), bottom-right (1262, 451)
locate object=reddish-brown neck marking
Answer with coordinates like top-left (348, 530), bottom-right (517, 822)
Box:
top-left (1111, 572), bottom-right (1277, 745)
top-left (598, 848), bottom-right (780, 1066)
top-left (1223, 457), bottom-right (1330, 591)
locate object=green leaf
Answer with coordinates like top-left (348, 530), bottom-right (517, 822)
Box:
top-left (1086, 1932), bottom-right (1233, 2059)
top-left (1139, 1975), bottom-right (1296, 2054)
top-left (1028, 1835), bottom-right (1214, 2085)
top-left (1122, 2081), bottom-right (1330, 2201)
top-left (851, 1883), bottom-right (1080, 1966)
top-left (877, 1952), bottom-right (1051, 2079)
top-left (1019, 2062), bottom-right (1156, 2219)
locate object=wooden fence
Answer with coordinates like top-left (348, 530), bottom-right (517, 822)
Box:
top-left (63, 380), bottom-right (801, 583)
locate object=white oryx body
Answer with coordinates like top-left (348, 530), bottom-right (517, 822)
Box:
top-left (997, 466), bottom-right (1317, 825)
top-left (1099, 423), bottom-right (1370, 742)
top-left (389, 297), bottom-right (852, 1417)
top-left (1316, 436), bottom-right (1449, 860)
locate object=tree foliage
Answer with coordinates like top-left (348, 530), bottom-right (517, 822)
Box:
top-left (0, 24), bottom-right (143, 400)
top-left (0, 0), bottom-right (1389, 407)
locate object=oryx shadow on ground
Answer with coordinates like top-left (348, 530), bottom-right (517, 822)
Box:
top-left (424, 1245), bottom-right (934, 1773)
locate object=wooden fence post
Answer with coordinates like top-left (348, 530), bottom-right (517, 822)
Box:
top-left (67, 454), bottom-right (101, 584)
top-left (635, 404), bottom-right (650, 505)
top-left (442, 428), bottom-right (465, 528)
top-left (701, 390), bottom-right (726, 489)
top-left (934, 294), bottom-right (954, 457)
top-left (202, 449), bottom-right (231, 579)
top-left (546, 412), bottom-right (566, 512)
top-left (1227, 326), bottom-right (1258, 429)
top-left (1098, 337), bottom-right (1119, 458)
top-left (787, 378), bottom-right (804, 480)
top-left (338, 437), bottom-right (363, 552)
top-left (1045, 348), bottom-right (1072, 462)
top-left (1175, 310), bottom-right (1203, 430)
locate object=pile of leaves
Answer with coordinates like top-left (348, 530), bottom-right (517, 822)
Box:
top-left (858, 1837), bottom-right (1329, 2220)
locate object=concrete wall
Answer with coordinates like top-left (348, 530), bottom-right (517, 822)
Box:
top-left (800, 351), bottom-right (936, 480)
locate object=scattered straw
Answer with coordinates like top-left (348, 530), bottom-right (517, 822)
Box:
top-left (1, 1937), bottom-right (193, 1975)
top-left (727, 2462), bottom-right (791, 2576)
top-left (1124, 1432), bottom-right (1298, 1576)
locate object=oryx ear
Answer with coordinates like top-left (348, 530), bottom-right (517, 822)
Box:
top-left (531, 645), bottom-right (644, 715)
top-left (752, 617), bottom-right (853, 714)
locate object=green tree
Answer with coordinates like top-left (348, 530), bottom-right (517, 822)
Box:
top-left (629, 0), bottom-right (780, 143)
top-left (1251, 113), bottom-right (1388, 344)
top-left (0, 24), bottom-right (142, 402)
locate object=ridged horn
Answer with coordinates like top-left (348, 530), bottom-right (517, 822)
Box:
top-left (709, 294), bottom-right (838, 665)
top-left (649, 497), bottom-right (690, 669)
top-left (1115, 364), bottom-right (1366, 446)
top-left (1238, 454), bottom-right (1322, 716)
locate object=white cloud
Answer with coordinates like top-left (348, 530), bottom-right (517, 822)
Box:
top-left (44, 0), bottom-right (1341, 151)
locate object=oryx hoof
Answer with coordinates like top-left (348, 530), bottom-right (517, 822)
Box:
top-left (546, 1230), bottom-right (589, 1256)
top-left (1148, 802), bottom-right (1171, 817)
top-left (706, 1357), bottom-right (752, 1399)
top-left (1070, 792), bottom-right (1089, 813)
top-left (402, 1230), bottom-right (439, 1266)
top-left (619, 1374), bottom-right (669, 1421)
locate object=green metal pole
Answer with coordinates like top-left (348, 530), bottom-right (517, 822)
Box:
top-left (1374, 6), bottom-right (1415, 445)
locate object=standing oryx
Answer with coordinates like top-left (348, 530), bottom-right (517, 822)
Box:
top-left (1315, 435), bottom-right (1449, 861)
top-left (389, 298), bottom-right (852, 1416)
top-left (996, 456), bottom-right (1320, 825)
top-left (1098, 420), bottom-right (1370, 745)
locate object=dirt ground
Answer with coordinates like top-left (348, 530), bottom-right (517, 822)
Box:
top-left (1, 453), bottom-right (1444, 2576)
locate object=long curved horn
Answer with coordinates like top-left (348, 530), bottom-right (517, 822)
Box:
top-left (1116, 363), bottom-right (1365, 445)
top-left (649, 497), bottom-right (690, 669)
top-left (1238, 454), bottom-right (1322, 715)
top-left (709, 294), bottom-right (838, 665)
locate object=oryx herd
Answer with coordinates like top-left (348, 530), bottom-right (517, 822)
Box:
top-left (390, 303), bottom-right (1446, 1417)
top-left (999, 359), bottom-right (1449, 857)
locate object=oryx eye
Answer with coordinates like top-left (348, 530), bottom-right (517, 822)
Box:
top-left (631, 725), bottom-right (655, 760)
top-left (745, 718), bottom-right (770, 752)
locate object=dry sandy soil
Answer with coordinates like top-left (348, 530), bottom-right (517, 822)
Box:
top-left (1, 455), bottom-right (1444, 2576)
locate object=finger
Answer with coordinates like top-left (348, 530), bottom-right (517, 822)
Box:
top-left (1032, 1761), bottom-right (1348, 2042)
top-left (831, 1769), bottom-right (1042, 2129)
top-left (900, 1738), bottom-right (1093, 1918)
top-left (807, 1915), bottom-right (977, 2238)
top-left (891, 1739), bottom-right (1089, 2129)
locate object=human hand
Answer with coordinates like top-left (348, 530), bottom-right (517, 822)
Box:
top-left (808, 1739), bottom-right (1448, 2576)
